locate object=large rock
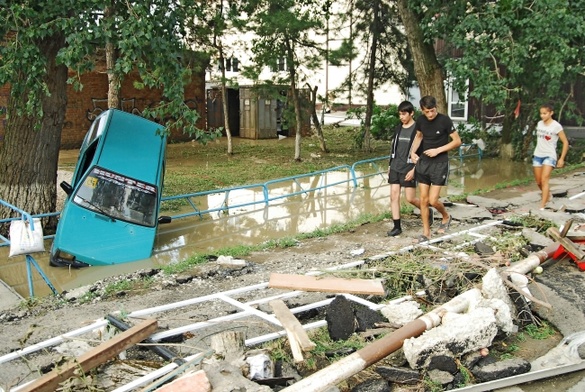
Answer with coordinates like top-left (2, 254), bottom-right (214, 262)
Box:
top-left (350, 378), bottom-right (390, 392)
top-left (375, 366), bottom-right (420, 385)
top-left (326, 295), bottom-right (356, 340)
top-left (380, 301), bottom-right (422, 327)
top-left (471, 357), bottom-right (531, 382)
top-left (403, 308), bottom-right (498, 369)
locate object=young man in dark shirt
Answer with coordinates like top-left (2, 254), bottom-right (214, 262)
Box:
top-left (409, 96), bottom-right (461, 243)
top-left (387, 100), bottom-right (432, 236)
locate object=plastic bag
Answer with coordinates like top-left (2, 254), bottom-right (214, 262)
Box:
top-left (9, 218), bottom-right (45, 257)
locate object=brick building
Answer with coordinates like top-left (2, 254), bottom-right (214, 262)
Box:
top-left (0, 66), bottom-right (206, 149)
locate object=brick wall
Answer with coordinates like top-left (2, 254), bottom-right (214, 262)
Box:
top-left (1, 69), bottom-right (206, 149)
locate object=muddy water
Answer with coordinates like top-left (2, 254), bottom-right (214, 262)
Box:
top-left (0, 157), bottom-right (533, 298)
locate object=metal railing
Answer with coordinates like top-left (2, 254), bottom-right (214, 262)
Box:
top-left (0, 200), bottom-right (57, 297)
top-left (160, 156), bottom-right (390, 220)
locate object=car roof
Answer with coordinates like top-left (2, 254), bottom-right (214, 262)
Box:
top-left (96, 109), bottom-right (166, 184)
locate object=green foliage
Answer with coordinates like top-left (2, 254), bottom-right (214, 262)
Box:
top-left (524, 322), bottom-right (556, 340)
top-left (412, 0), bottom-right (585, 160)
top-left (370, 105), bottom-right (400, 140)
top-left (1, 1), bottom-right (213, 138)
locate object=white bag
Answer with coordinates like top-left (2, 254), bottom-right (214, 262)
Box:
top-left (9, 218), bottom-right (45, 257)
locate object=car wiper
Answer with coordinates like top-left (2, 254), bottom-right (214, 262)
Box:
top-left (75, 195), bottom-right (117, 222)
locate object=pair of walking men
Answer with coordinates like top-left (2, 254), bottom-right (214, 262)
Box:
top-left (387, 96), bottom-right (462, 243)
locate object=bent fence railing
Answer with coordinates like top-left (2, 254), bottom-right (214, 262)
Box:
top-left (0, 200), bottom-right (58, 297)
top-left (160, 156), bottom-right (390, 220)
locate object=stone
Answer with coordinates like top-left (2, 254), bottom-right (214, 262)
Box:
top-left (427, 369), bottom-right (454, 386)
top-left (403, 308), bottom-right (498, 369)
top-left (427, 355), bottom-right (458, 374)
top-left (380, 301), bottom-right (422, 327)
top-left (385, 347), bottom-right (408, 367)
top-left (326, 295), bottom-right (356, 340)
top-left (481, 268), bottom-right (516, 332)
top-left (471, 357), bottom-right (531, 382)
top-left (354, 306), bottom-right (385, 332)
top-left (375, 366), bottom-right (420, 385)
top-left (350, 378), bottom-right (390, 392)
top-left (522, 228), bottom-right (554, 247)
top-left (175, 274), bottom-right (193, 284)
top-left (474, 241), bottom-right (495, 255)
top-left (203, 361), bottom-right (272, 392)
top-left (156, 369), bottom-right (211, 392)
top-left (466, 195), bottom-right (510, 209)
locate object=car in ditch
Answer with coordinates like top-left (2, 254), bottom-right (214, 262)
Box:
top-left (50, 109), bottom-right (171, 268)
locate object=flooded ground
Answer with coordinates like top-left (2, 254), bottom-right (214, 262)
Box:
top-left (0, 156), bottom-right (533, 298)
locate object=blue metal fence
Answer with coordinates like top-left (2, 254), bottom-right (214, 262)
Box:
top-left (160, 156), bottom-right (389, 220)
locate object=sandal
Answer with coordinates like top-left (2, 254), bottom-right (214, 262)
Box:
top-left (436, 215), bottom-right (452, 234)
top-left (414, 235), bottom-right (430, 244)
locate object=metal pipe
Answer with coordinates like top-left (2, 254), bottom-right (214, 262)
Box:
top-left (106, 315), bottom-right (184, 365)
top-left (282, 244), bottom-right (560, 392)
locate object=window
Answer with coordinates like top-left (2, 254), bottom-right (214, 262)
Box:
top-left (225, 57), bottom-right (239, 72)
top-left (445, 78), bottom-right (468, 121)
top-left (74, 167), bottom-right (158, 227)
top-left (271, 57), bottom-right (287, 72)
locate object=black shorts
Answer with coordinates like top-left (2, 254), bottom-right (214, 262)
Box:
top-left (388, 169), bottom-right (416, 188)
top-left (415, 159), bottom-right (450, 186)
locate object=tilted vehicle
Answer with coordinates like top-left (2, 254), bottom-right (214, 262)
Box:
top-left (50, 109), bottom-right (171, 267)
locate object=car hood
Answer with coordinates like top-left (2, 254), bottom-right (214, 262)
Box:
top-left (52, 203), bottom-right (157, 266)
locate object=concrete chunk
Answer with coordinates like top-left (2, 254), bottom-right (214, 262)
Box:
top-left (380, 301), bottom-right (422, 327)
top-left (471, 357), bottom-right (531, 382)
top-left (403, 308), bottom-right (498, 369)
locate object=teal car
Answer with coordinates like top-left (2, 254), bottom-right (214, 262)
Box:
top-left (50, 109), bottom-right (170, 268)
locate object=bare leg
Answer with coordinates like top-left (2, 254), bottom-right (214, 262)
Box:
top-left (539, 165), bottom-right (554, 208)
top-left (533, 166), bottom-right (543, 191)
top-left (419, 183), bottom-right (431, 238)
top-left (390, 184), bottom-right (402, 220)
top-left (404, 186), bottom-right (420, 209)
top-left (429, 185), bottom-right (448, 222)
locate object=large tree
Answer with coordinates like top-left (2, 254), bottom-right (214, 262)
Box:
top-left (331, 0), bottom-right (416, 150)
top-left (395, 0), bottom-right (448, 113)
top-left (411, 0), bottom-right (585, 158)
top-left (240, 0), bottom-right (326, 161)
top-left (0, 1), bottom-right (209, 229)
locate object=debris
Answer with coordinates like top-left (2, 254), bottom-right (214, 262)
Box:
top-left (210, 331), bottom-right (245, 364)
top-left (19, 319), bottom-right (158, 392)
top-left (154, 369), bottom-right (211, 392)
top-left (350, 248), bottom-right (365, 256)
top-left (269, 299), bottom-right (316, 362)
top-left (246, 352), bottom-right (273, 380)
top-left (326, 296), bottom-right (357, 341)
top-left (268, 273), bottom-right (385, 296)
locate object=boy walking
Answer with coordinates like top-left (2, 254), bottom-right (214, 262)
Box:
top-left (387, 101), bottom-right (431, 236)
top-left (410, 96), bottom-right (461, 243)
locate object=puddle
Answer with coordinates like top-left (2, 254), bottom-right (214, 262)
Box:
top-left (0, 157), bottom-right (533, 298)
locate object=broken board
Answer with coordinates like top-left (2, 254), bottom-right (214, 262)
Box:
top-left (269, 273), bottom-right (385, 296)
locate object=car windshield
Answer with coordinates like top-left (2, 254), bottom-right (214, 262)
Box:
top-left (73, 167), bottom-right (158, 227)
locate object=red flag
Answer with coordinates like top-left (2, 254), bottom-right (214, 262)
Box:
top-left (514, 99), bottom-right (521, 119)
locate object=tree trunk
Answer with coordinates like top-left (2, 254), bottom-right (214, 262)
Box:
top-left (363, 0), bottom-right (381, 153)
top-left (219, 48), bottom-right (233, 155)
top-left (395, 0), bottom-right (447, 113)
top-left (306, 83), bottom-right (328, 153)
top-left (105, 4), bottom-right (120, 109)
top-left (0, 34), bottom-right (68, 233)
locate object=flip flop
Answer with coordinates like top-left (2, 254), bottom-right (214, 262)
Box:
top-left (414, 235), bottom-right (430, 244)
top-left (436, 215), bottom-right (452, 234)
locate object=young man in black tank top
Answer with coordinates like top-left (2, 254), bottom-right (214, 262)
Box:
top-left (409, 96), bottom-right (462, 243)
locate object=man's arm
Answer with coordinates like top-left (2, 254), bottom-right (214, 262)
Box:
top-left (410, 130), bottom-right (423, 163)
top-left (423, 131), bottom-right (462, 158)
